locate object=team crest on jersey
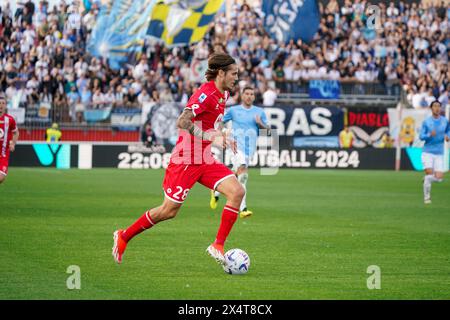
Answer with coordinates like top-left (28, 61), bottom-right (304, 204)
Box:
top-left (219, 98), bottom-right (223, 104)
top-left (198, 93), bottom-right (207, 103)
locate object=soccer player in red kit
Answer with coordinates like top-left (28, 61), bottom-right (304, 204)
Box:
top-left (113, 53), bottom-right (245, 265)
top-left (0, 95), bottom-right (19, 184)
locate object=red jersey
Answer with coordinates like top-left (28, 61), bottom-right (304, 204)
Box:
top-left (0, 113), bottom-right (17, 159)
top-left (170, 81), bottom-right (229, 165)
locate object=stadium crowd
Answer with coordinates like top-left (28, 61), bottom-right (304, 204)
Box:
top-left (0, 0), bottom-right (448, 123)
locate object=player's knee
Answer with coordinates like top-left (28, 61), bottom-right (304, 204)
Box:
top-left (0, 176), bottom-right (5, 184)
top-left (161, 203), bottom-right (179, 220)
top-left (232, 184), bottom-right (245, 202)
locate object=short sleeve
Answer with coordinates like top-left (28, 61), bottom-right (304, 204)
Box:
top-left (185, 91), bottom-right (210, 117)
top-left (223, 108), bottom-right (233, 123)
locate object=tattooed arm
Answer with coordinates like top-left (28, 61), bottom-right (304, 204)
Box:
top-left (176, 109), bottom-right (216, 141)
top-left (176, 109), bottom-right (237, 152)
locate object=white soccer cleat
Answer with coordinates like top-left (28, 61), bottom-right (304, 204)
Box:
top-left (206, 244), bottom-right (225, 265)
top-left (424, 198), bottom-right (432, 205)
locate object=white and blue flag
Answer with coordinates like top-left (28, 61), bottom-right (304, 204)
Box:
top-left (262, 0), bottom-right (320, 43)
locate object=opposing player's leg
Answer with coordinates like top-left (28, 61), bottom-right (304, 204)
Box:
top-left (236, 165), bottom-right (252, 218)
top-left (210, 189), bottom-right (220, 210)
top-left (232, 150), bottom-right (252, 218)
top-left (422, 152), bottom-right (433, 203)
top-left (209, 149), bottom-right (222, 210)
top-left (422, 153), bottom-right (445, 204)
top-left (199, 163), bottom-right (245, 264)
top-left (423, 168), bottom-right (433, 204)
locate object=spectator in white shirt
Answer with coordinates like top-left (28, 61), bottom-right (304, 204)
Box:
top-left (92, 89), bottom-right (104, 109)
top-left (33, 3), bottom-right (47, 28)
top-left (355, 66), bottom-right (368, 82)
top-left (438, 86), bottom-right (449, 107)
top-left (411, 85), bottom-right (429, 109)
top-left (74, 57), bottom-right (88, 78)
top-left (131, 79), bottom-right (143, 95)
top-left (60, 34), bottom-right (73, 50)
top-left (26, 76), bottom-right (40, 93)
top-left (67, 6), bottom-right (81, 31)
top-left (138, 89), bottom-right (152, 108)
top-left (103, 88), bottom-right (115, 109)
top-left (263, 83), bottom-right (277, 107)
top-left (5, 84), bottom-right (17, 101)
top-left (328, 65), bottom-right (341, 80)
top-left (114, 85), bottom-right (124, 108)
top-left (387, 2), bottom-right (399, 17)
top-left (133, 58), bottom-right (149, 81)
top-left (35, 65), bottom-right (49, 81)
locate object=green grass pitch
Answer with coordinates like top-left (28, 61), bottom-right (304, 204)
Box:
top-left (1, 168), bottom-right (449, 299)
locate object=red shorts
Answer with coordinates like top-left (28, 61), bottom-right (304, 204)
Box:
top-left (0, 157), bottom-right (9, 176)
top-left (162, 161), bottom-right (235, 204)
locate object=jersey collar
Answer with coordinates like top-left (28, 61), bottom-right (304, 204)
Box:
top-left (210, 80), bottom-right (226, 102)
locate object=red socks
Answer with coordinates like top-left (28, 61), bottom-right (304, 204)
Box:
top-left (214, 205), bottom-right (239, 245)
top-left (122, 210), bottom-right (156, 243)
top-left (121, 205), bottom-right (238, 246)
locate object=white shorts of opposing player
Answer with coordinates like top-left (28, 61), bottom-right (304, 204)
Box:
top-left (422, 152), bottom-right (444, 204)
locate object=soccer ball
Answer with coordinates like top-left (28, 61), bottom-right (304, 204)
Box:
top-left (222, 248), bottom-right (250, 275)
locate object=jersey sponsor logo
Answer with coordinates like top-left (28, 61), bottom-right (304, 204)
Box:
top-left (198, 93), bottom-right (207, 103)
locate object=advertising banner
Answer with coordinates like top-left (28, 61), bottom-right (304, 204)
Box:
top-left (387, 108), bottom-right (430, 148)
top-left (263, 105), bottom-right (344, 148)
top-left (9, 143), bottom-right (78, 169)
top-left (10, 143), bottom-right (424, 170)
top-left (347, 106), bottom-right (390, 148)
